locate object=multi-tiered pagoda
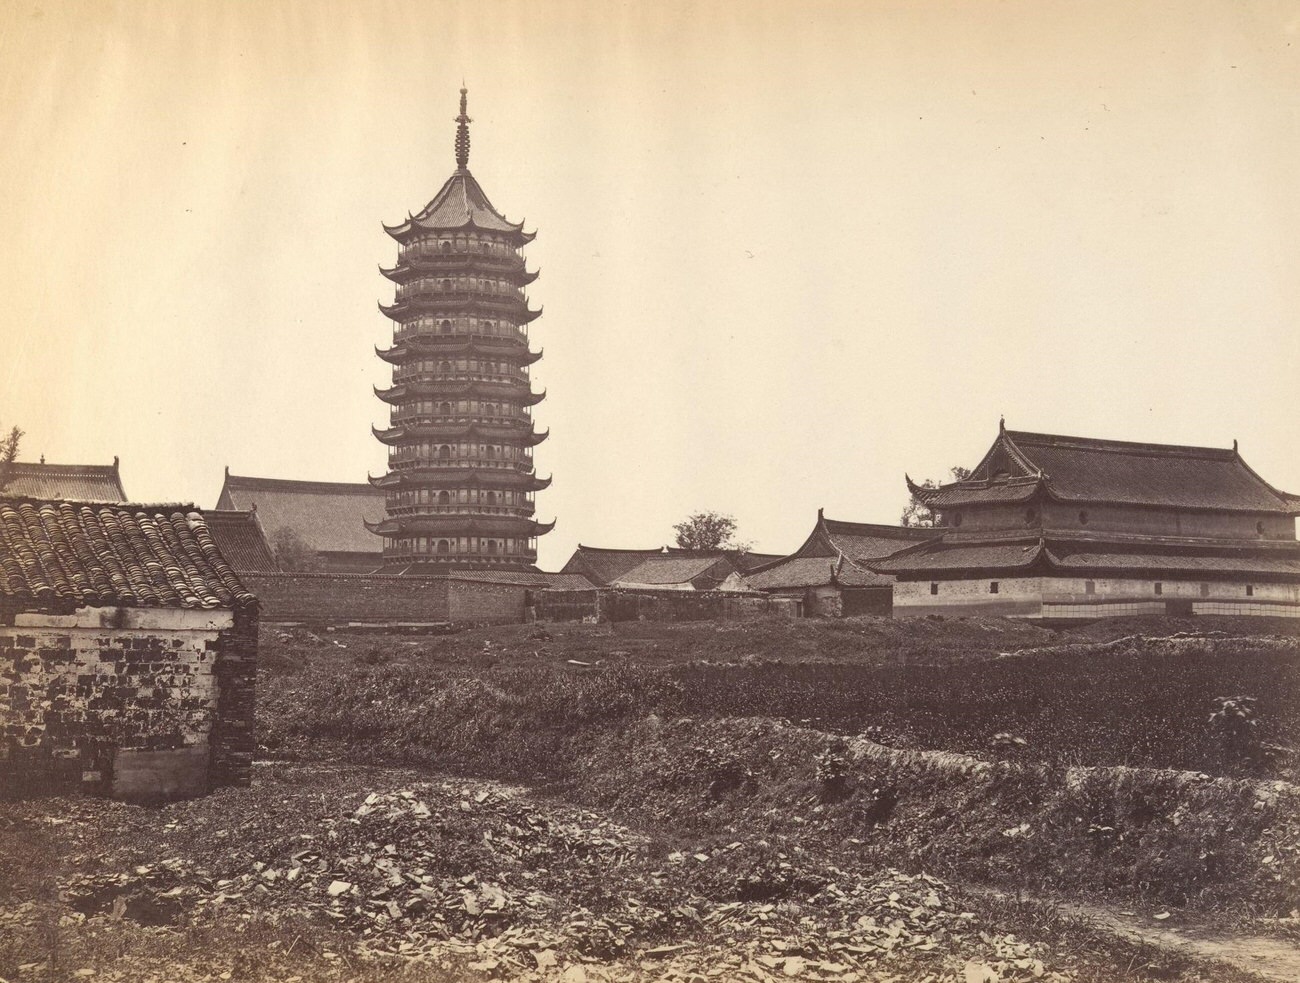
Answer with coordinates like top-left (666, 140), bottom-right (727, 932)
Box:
top-left (368, 89), bottom-right (553, 572)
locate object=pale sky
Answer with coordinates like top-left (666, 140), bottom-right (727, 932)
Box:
top-left (2, 0), bottom-right (1297, 569)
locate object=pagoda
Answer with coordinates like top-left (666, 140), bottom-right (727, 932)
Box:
top-left (368, 89), bottom-right (553, 572)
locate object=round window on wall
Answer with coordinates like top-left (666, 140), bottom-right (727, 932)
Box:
top-left (1079, 510), bottom-right (1089, 525)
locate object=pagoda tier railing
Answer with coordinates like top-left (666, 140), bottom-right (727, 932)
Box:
top-left (390, 252), bottom-right (530, 276)
top-left (383, 504), bottom-right (534, 518)
top-left (390, 325), bottom-right (530, 344)
top-left (382, 548), bottom-right (539, 564)
top-left (391, 369), bottom-right (530, 385)
top-left (402, 238), bottom-right (520, 260)
top-left (386, 410), bottom-right (534, 426)
top-left (387, 456), bottom-right (534, 472)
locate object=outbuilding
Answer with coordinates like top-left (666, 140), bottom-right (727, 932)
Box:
top-left (0, 498), bottom-right (258, 803)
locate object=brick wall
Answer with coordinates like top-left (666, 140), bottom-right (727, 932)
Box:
top-left (448, 580), bottom-right (527, 622)
top-left (536, 589), bottom-right (798, 623)
top-left (0, 605), bottom-right (258, 800)
top-left (242, 572), bottom-right (450, 623)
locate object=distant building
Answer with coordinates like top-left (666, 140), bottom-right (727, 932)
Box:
top-left (369, 88), bottom-right (553, 572)
top-left (203, 509), bottom-right (279, 574)
top-left (2, 458), bottom-right (126, 501)
top-left (0, 497), bottom-right (258, 803)
top-left (611, 554), bottom-right (751, 592)
top-left (214, 470), bottom-right (385, 574)
top-left (747, 510), bottom-right (938, 616)
top-left (560, 545), bottom-right (780, 587)
top-left (560, 546), bottom-right (676, 586)
top-left (876, 423), bottom-right (1300, 620)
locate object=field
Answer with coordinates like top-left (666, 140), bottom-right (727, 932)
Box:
top-left (3, 614), bottom-right (1299, 982)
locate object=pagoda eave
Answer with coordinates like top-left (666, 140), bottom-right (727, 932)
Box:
top-left (372, 422), bottom-right (547, 445)
top-left (370, 468), bottom-right (552, 492)
top-left (367, 515), bottom-right (554, 538)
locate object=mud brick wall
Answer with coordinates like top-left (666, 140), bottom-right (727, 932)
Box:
top-left (0, 606), bottom-right (257, 798)
top-left (241, 573), bottom-right (450, 623)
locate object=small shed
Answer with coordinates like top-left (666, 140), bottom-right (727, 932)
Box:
top-left (0, 498), bottom-right (258, 803)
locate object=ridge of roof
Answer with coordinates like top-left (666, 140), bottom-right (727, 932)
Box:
top-left (222, 473), bottom-right (380, 496)
top-left (820, 514), bottom-right (943, 540)
top-left (1005, 429), bottom-right (1237, 460)
top-left (572, 544), bottom-right (667, 555)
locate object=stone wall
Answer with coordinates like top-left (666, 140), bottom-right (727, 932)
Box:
top-left (0, 605), bottom-right (258, 800)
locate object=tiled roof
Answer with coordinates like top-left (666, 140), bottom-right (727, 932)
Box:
top-left (560, 545), bottom-right (668, 586)
top-left (0, 498), bottom-right (255, 609)
top-left (746, 555), bottom-right (892, 590)
top-left (820, 516), bottom-right (944, 563)
top-left (203, 510), bottom-right (279, 574)
top-left (216, 473), bottom-right (385, 556)
top-left (2, 460), bottom-right (126, 502)
top-left (1046, 546), bottom-right (1300, 578)
top-left (873, 538), bottom-right (1046, 574)
top-left (612, 555), bottom-right (736, 587)
top-left (916, 426), bottom-right (1300, 514)
top-left (387, 171), bottom-right (526, 237)
top-left (446, 570), bottom-right (594, 589)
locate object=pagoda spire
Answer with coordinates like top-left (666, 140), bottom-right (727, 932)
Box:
top-left (454, 87), bottom-right (471, 171)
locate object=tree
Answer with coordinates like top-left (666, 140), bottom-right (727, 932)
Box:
top-left (271, 527), bottom-right (323, 572)
top-left (0, 425), bottom-right (23, 491)
top-left (900, 466), bottom-right (971, 527)
top-left (673, 511), bottom-right (752, 552)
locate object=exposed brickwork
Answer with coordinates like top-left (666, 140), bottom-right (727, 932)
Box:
top-left (447, 580), bottom-right (525, 622)
top-left (0, 605), bottom-right (257, 798)
top-left (242, 573), bottom-right (450, 623)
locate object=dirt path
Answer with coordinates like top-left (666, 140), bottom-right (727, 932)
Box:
top-left (963, 884), bottom-right (1300, 983)
top-left (1060, 902), bottom-right (1300, 983)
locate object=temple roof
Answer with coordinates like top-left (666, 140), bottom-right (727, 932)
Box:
top-left (910, 424), bottom-right (1300, 515)
top-left (746, 554), bottom-right (892, 590)
top-left (0, 497), bottom-right (255, 609)
top-left (611, 554), bottom-right (742, 589)
top-left (2, 459), bottom-right (127, 502)
top-left (216, 471), bottom-right (385, 556)
top-left (559, 545), bottom-right (669, 586)
top-left (202, 509), bottom-right (279, 574)
top-left (874, 533), bottom-right (1300, 580)
top-left (369, 468), bottom-right (552, 492)
top-left (384, 172), bottom-right (515, 238)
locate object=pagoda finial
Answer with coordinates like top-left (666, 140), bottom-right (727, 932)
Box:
top-left (454, 87), bottom-right (472, 170)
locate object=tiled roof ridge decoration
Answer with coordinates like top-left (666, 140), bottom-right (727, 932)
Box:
top-left (0, 497), bottom-right (256, 610)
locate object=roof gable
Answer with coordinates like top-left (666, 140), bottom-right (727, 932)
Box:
top-left (0, 497), bottom-right (255, 609)
top-left (2, 460), bottom-right (127, 502)
top-left (216, 472), bottom-right (385, 555)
